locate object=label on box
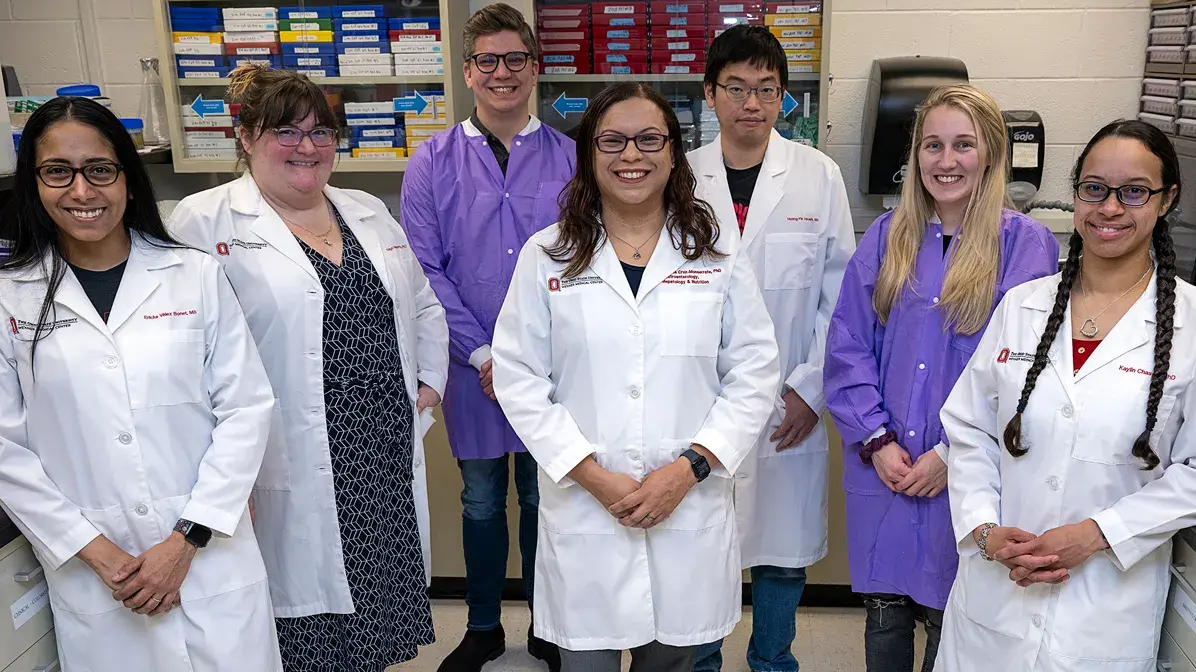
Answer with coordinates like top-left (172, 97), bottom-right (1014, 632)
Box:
top-left (340, 22), bottom-right (381, 30)
top-left (664, 65), bottom-right (696, 73)
top-left (394, 65), bottom-right (445, 76)
top-left (223, 8), bottom-right (278, 20)
top-left (184, 116), bottom-right (234, 128)
top-left (773, 27), bottom-right (817, 36)
top-left (185, 130), bottom-right (232, 139)
top-left (182, 71), bottom-right (223, 78)
top-left (357, 140), bottom-right (396, 148)
top-left (225, 31), bottom-right (280, 43)
top-left (187, 150), bottom-right (238, 159)
top-left (342, 46), bottom-right (385, 53)
top-left (225, 20), bottom-right (279, 31)
top-left (342, 10), bottom-right (381, 18)
top-left (230, 46), bottom-right (276, 55)
top-left (347, 117), bottom-right (397, 126)
top-left (357, 127), bottom-right (397, 137)
top-left (671, 52), bottom-right (698, 61)
top-left (175, 34), bottom-right (220, 44)
top-left (391, 41), bottom-right (442, 52)
top-left (296, 68), bottom-right (333, 76)
top-left (603, 5), bottom-right (635, 13)
top-left (178, 57), bottom-right (220, 67)
top-left (345, 102), bottom-right (395, 115)
top-left (720, 4), bottom-right (745, 10)
top-left (233, 58), bottom-right (276, 66)
top-left (778, 39), bottom-right (817, 49)
top-left (392, 32), bottom-right (440, 41)
top-left (338, 54), bottom-right (392, 65)
top-left (294, 57), bottom-right (325, 66)
top-left (288, 22), bottom-right (323, 30)
top-left (542, 66), bottom-right (580, 74)
top-left (787, 63), bottom-right (816, 72)
top-left (406, 126), bottom-right (444, 137)
top-left (186, 138), bottom-right (238, 150)
top-left (770, 16), bottom-right (816, 25)
top-left (607, 30), bottom-right (631, 38)
top-left (290, 46), bottom-right (324, 53)
top-left (609, 17), bottom-right (636, 25)
top-left (289, 12), bottom-right (319, 19)
top-left (394, 54), bottom-right (442, 64)
top-left (282, 30), bottom-right (333, 42)
top-left (399, 21), bottom-right (431, 30)
top-left (785, 50), bottom-right (816, 61)
top-left (340, 65), bottom-right (393, 76)
top-left (775, 4), bottom-right (817, 11)
top-left (342, 34), bottom-right (383, 42)
top-left (664, 4), bottom-right (694, 11)
top-left (174, 43), bottom-right (224, 55)
top-left (544, 54), bottom-right (581, 63)
top-left (666, 29), bottom-right (690, 37)
top-left (352, 149), bottom-right (405, 159)
top-left (668, 41), bottom-right (692, 49)
top-left (10, 581), bottom-right (48, 631)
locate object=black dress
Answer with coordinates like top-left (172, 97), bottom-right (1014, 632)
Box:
top-left (275, 214), bottom-right (435, 671)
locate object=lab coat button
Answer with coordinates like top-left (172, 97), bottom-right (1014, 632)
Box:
top-left (1047, 476), bottom-right (1060, 491)
top-left (918, 363), bottom-right (926, 370)
top-left (504, 192), bottom-right (510, 198)
top-left (932, 297), bottom-right (940, 304)
top-left (134, 504), bottom-right (148, 516)
top-left (103, 356), bottom-right (118, 369)
top-left (118, 433), bottom-right (132, 445)
top-left (1061, 405), bottom-right (1074, 419)
top-left (908, 430), bottom-right (916, 437)
top-left (1032, 615), bottom-right (1043, 628)
top-left (629, 387), bottom-right (642, 399)
top-left (507, 249), bottom-right (514, 255)
top-left (629, 450), bottom-right (640, 460)
top-left (935, 232), bottom-right (942, 238)
top-left (629, 325), bottom-right (642, 336)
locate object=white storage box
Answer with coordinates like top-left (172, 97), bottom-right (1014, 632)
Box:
top-left (1153, 7), bottom-right (1190, 28)
top-left (1150, 46), bottom-right (1186, 64)
top-left (1184, 81), bottom-right (1196, 100)
top-left (1139, 111), bottom-right (1177, 134)
top-left (1143, 94), bottom-right (1181, 116)
top-left (1145, 78), bottom-right (1182, 98)
top-left (1181, 99), bottom-right (1196, 119)
top-left (1178, 118), bottom-right (1196, 138)
top-left (1153, 27), bottom-right (1188, 46)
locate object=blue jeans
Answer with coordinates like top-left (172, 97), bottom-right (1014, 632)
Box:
top-left (458, 451), bottom-right (540, 632)
top-left (693, 565), bottom-right (807, 672)
top-left (861, 593), bottom-right (942, 672)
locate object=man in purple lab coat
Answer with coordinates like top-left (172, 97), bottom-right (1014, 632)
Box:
top-left (400, 5), bottom-right (575, 672)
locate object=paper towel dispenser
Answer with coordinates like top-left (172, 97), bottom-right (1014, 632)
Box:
top-left (1003, 110), bottom-right (1045, 205)
top-left (859, 56), bottom-right (970, 196)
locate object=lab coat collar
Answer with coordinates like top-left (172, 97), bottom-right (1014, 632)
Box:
top-left (691, 130), bottom-right (788, 251)
top-left (104, 235), bottom-right (184, 333)
top-left (461, 114), bottom-right (541, 138)
top-left (588, 213), bottom-right (688, 313)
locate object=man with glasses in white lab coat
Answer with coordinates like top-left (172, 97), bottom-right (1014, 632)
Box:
top-left (687, 24), bottom-right (856, 672)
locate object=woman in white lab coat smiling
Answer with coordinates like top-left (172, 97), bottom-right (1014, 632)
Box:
top-left (937, 119), bottom-right (1196, 672)
top-left (491, 82), bottom-right (781, 672)
top-left (0, 98), bottom-right (280, 669)
top-left (170, 65), bottom-right (449, 671)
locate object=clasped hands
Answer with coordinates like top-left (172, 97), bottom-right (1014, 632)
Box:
top-left (577, 456), bottom-right (699, 530)
top-left (972, 519), bottom-right (1108, 588)
top-left (77, 531), bottom-right (197, 618)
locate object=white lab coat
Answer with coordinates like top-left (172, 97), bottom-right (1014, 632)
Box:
top-left (688, 130), bottom-right (856, 568)
top-left (169, 175), bottom-right (449, 617)
top-left (0, 236), bottom-right (281, 671)
top-left (936, 272), bottom-right (1196, 672)
top-left (491, 224), bottom-right (781, 650)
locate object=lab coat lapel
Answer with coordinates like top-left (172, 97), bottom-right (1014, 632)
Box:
top-left (325, 188), bottom-right (393, 299)
top-left (233, 176), bottom-right (318, 282)
top-left (105, 237), bottom-right (180, 333)
top-left (636, 229), bottom-right (687, 300)
top-left (739, 131), bottom-right (788, 252)
top-left (51, 265), bottom-right (112, 339)
top-left (590, 238), bottom-right (640, 314)
top-left (1023, 280), bottom-right (1076, 405)
top-left (694, 137), bottom-right (739, 244)
top-left (1074, 275), bottom-right (1160, 384)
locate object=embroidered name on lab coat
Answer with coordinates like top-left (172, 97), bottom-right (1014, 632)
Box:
top-left (143, 310), bottom-right (199, 320)
top-left (548, 275), bottom-right (603, 292)
top-left (227, 238), bottom-right (267, 252)
top-left (1119, 364), bottom-right (1178, 381)
top-left (662, 268), bottom-right (722, 286)
top-left (9, 317), bottom-right (77, 334)
top-left (997, 348), bottom-right (1035, 364)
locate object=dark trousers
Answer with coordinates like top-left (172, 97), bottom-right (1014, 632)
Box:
top-left (861, 593), bottom-right (943, 672)
top-left (561, 641), bottom-right (696, 672)
top-left (458, 451), bottom-right (539, 631)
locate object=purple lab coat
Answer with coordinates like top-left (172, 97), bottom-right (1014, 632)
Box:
top-left (823, 209), bottom-right (1058, 609)
top-left (400, 118), bottom-right (576, 460)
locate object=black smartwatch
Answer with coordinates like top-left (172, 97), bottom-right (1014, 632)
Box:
top-left (174, 519), bottom-right (213, 549)
top-left (680, 448), bottom-right (711, 483)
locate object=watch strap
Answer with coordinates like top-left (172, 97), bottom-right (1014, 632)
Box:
top-left (680, 448), bottom-right (711, 482)
top-left (174, 519), bottom-right (212, 549)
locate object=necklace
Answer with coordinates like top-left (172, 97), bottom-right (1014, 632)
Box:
top-left (278, 201), bottom-right (337, 247)
top-left (606, 227), bottom-right (661, 260)
top-left (1077, 262), bottom-right (1153, 338)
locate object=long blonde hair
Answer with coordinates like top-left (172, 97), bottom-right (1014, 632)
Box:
top-left (873, 84), bottom-right (1012, 335)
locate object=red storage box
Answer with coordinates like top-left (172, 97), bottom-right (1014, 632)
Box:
top-left (539, 30), bottom-right (588, 40)
top-left (650, 37), bottom-right (703, 50)
top-left (595, 39), bottom-right (650, 51)
top-left (592, 2), bottom-right (648, 15)
top-left (541, 40), bottom-right (590, 52)
top-left (537, 18), bottom-right (587, 29)
top-left (656, 2), bottom-right (705, 12)
top-left (652, 63), bottom-right (704, 74)
top-left (711, 14), bottom-right (765, 27)
top-left (592, 13), bottom-right (647, 25)
top-left (661, 49), bottom-right (704, 62)
top-left (390, 30), bottom-right (441, 40)
top-left (711, 1), bottom-right (764, 11)
top-left (597, 62), bottom-right (649, 74)
top-left (540, 52), bottom-right (592, 73)
top-left (657, 27), bottom-right (705, 39)
top-left (766, 1), bottom-right (820, 11)
top-left (650, 13), bottom-right (708, 27)
top-left (224, 43), bottom-right (280, 55)
top-left (593, 50), bottom-right (649, 64)
top-left (536, 4), bottom-right (590, 17)
top-left (595, 27), bottom-right (648, 39)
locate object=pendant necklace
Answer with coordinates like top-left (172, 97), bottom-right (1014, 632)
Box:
top-left (1077, 262), bottom-right (1153, 338)
top-left (280, 200), bottom-right (337, 247)
top-left (607, 227), bottom-right (661, 260)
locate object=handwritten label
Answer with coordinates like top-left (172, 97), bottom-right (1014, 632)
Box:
top-left (1176, 583), bottom-right (1196, 635)
top-left (10, 580), bottom-right (48, 630)
top-left (603, 5), bottom-right (635, 13)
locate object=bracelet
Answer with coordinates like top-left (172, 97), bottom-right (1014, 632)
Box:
top-left (976, 522), bottom-right (998, 561)
top-left (860, 430), bottom-right (897, 464)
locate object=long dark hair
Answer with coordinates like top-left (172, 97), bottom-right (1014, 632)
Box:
top-left (1003, 120), bottom-right (1181, 470)
top-left (546, 82), bottom-right (723, 278)
top-left (0, 96), bottom-right (179, 359)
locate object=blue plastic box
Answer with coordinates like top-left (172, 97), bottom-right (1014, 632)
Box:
top-left (335, 42), bottom-right (389, 54)
top-left (283, 54), bottom-right (337, 68)
top-left (333, 18), bottom-right (386, 31)
top-left (176, 66), bottom-right (232, 78)
top-left (170, 21), bottom-right (224, 32)
top-left (334, 31), bottom-right (387, 43)
top-left (175, 55), bottom-right (227, 69)
top-left (332, 5), bottom-right (385, 18)
top-left (389, 18), bottom-right (439, 30)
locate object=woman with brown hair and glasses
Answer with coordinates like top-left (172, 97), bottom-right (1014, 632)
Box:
top-left (170, 65), bottom-right (449, 671)
top-left (490, 82), bottom-right (780, 672)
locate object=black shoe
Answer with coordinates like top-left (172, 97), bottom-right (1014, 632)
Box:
top-left (437, 625), bottom-right (505, 672)
top-left (527, 624), bottom-right (561, 672)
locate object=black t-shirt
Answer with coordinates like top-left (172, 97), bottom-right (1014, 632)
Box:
top-left (69, 261), bottom-right (127, 323)
top-left (943, 234), bottom-right (953, 255)
top-left (725, 162), bottom-right (763, 234)
top-left (621, 260), bottom-right (646, 296)
top-left (471, 109), bottom-right (516, 176)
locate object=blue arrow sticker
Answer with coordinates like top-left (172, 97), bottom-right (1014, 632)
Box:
top-left (190, 94), bottom-right (226, 119)
top-left (781, 91), bottom-right (799, 117)
top-left (393, 92), bottom-right (429, 115)
top-left (552, 93), bottom-right (588, 119)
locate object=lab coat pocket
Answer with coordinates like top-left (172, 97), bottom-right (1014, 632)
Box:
top-left (660, 291), bottom-right (723, 357)
top-left (1048, 554), bottom-right (1164, 661)
top-left (654, 440), bottom-right (731, 531)
top-left (46, 505), bottom-right (131, 616)
top-left (125, 329), bottom-right (205, 409)
top-left (957, 554), bottom-right (1027, 640)
top-left (538, 446), bottom-right (615, 535)
top-left (1073, 390), bottom-right (1175, 466)
top-left (254, 399), bottom-right (291, 491)
top-left (763, 232), bottom-right (819, 291)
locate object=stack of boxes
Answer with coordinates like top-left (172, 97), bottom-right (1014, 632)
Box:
top-left (765, 1), bottom-right (821, 75)
top-left (183, 100), bottom-right (240, 161)
top-left (223, 7), bottom-right (281, 71)
top-left (538, 5), bottom-right (591, 75)
top-left (1142, 6), bottom-right (1196, 138)
top-left (404, 90), bottom-right (447, 155)
top-left (170, 6), bottom-right (228, 79)
top-left (392, 18), bottom-right (444, 76)
top-left (281, 6), bottom-right (336, 76)
top-left (336, 6), bottom-right (390, 76)
top-left (595, 2), bottom-right (648, 75)
top-left (341, 90), bottom-right (445, 159)
top-left (652, 1), bottom-right (707, 75)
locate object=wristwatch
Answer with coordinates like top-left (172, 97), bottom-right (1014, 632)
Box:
top-left (976, 522), bottom-right (998, 561)
top-left (174, 519), bottom-right (213, 549)
top-left (680, 448), bottom-right (711, 483)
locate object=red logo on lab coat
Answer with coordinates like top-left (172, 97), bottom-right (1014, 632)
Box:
top-left (997, 348), bottom-right (1010, 363)
top-left (216, 242), bottom-right (230, 256)
top-left (7, 318), bottom-right (16, 335)
top-left (548, 277), bottom-right (561, 292)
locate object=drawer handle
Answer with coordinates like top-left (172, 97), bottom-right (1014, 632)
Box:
top-left (14, 565), bottom-right (43, 584)
top-left (32, 659), bottom-right (59, 672)
top-left (1158, 661), bottom-right (1172, 672)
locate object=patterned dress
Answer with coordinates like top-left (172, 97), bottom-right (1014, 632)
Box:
top-left (276, 213), bottom-right (435, 671)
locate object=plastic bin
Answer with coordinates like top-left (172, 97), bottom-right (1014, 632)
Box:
top-left (1153, 7), bottom-right (1190, 28)
top-left (1152, 27), bottom-right (1188, 46)
top-left (1143, 94), bottom-right (1180, 116)
top-left (1139, 111), bottom-right (1177, 134)
top-left (1181, 99), bottom-right (1196, 119)
top-left (1149, 46), bottom-right (1186, 64)
top-left (1145, 78), bottom-right (1182, 98)
top-left (1178, 118), bottom-right (1196, 138)
top-left (1184, 81), bottom-right (1196, 100)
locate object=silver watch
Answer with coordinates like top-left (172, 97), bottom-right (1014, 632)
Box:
top-left (976, 523), bottom-right (998, 561)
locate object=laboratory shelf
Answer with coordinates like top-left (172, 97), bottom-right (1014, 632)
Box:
top-left (177, 76), bottom-right (449, 87)
top-left (171, 157), bottom-right (409, 174)
top-left (538, 73), bottom-right (821, 84)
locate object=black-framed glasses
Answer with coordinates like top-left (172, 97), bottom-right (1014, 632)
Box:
top-left (594, 133), bottom-right (670, 154)
top-left (272, 126), bottom-right (337, 147)
top-left (35, 162), bottom-right (123, 188)
top-left (467, 51), bottom-right (531, 74)
top-left (1075, 181), bottom-right (1169, 207)
top-left (714, 82), bottom-right (783, 104)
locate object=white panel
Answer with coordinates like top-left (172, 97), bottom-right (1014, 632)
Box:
top-left (1075, 9), bottom-right (1150, 78)
top-left (949, 11), bottom-right (1083, 79)
top-left (10, 0), bottom-right (78, 20)
top-left (0, 21), bottom-right (86, 84)
top-left (98, 19), bottom-right (159, 85)
top-left (826, 77), bottom-right (869, 146)
top-left (974, 78), bottom-right (1144, 145)
top-left (828, 11), bottom-right (953, 77)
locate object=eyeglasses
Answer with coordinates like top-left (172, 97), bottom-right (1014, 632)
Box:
top-left (272, 126), bottom-right (337, 147)
top-left (594, 133), bottom-right (670, 154)
top-left (1074, 181), bottom-right (1169, 207)
top-left (714, 82), bottom-right (783, 104)
top-left (468, 51), bottom-right (531, 74)
top-left (35, 162), bottom-right (123, 188)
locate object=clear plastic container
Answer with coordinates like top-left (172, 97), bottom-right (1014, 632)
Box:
top-left (1142, 95), bottom-right (1180, 116)
top-left (1139, 112), bottom-right (1177, 134)
top-left (138, 57), bottom-right (170, 147)
top-left (121, 118), bottom-right (145, 149)
top-left (1183, 81), bottom-right (1196, 100)
top-left (1151, 27), bottom-right (1188, 46)
top-left (1180, 99), bottom-right (1196, 120)
top-left (1178, 118), bottom-right (1196, 138)
top-left (1144, 78), bottom-right (1182, 98)
top-left (1149, 46), bottom-right (1186, 63)
top-left (1152, 7), bottom-right (1190, 28)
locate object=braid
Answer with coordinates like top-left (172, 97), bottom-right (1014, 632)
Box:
top-left (1003, 231), bottom-right (1083, 457)
top-left (1131, 221), bottom-right (1176, 470)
